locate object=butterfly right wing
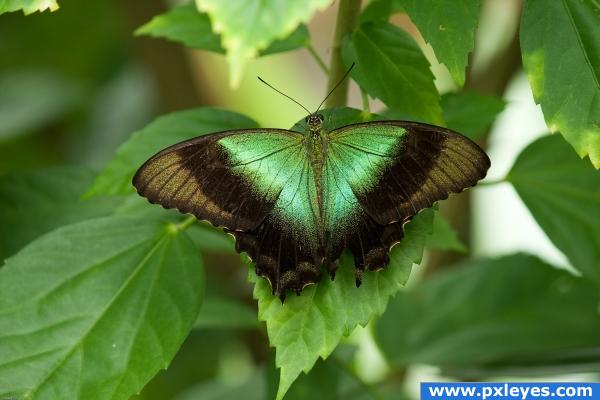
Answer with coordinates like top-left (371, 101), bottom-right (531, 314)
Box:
top-left (322, 121), bottom-right (489, 280)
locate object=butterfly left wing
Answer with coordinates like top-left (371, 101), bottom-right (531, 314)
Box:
top-left (134, 129), bottom-right (323, 297)
top-left (323, 121), bottom-right (490, 279)
top-left (133, 129), bottom-right (303, 231)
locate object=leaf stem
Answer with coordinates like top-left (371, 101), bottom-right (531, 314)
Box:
top-left (478, 178), bottom-right (507, 187)
top-left (325, 0), bottom-right (362, 108)
top-left (175, 215), bottom-right (197, 232)
top-left (306, 43), bottom-right (329, 75)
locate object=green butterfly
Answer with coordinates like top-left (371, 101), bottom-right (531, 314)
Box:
top-left (133, 104), bottom-right (489, 298)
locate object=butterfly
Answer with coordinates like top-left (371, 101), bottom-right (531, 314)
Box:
top-left (133, 68), bottom-right (490, 299)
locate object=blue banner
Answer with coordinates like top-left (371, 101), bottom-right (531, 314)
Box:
top-left (421, 382), bottom-right (599, 400)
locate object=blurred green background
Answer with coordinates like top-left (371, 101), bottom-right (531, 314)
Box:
top-left (1, 0), bottom-right (598, 399)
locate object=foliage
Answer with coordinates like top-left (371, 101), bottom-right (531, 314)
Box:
top-left (136, 4), bottom-right (310, 57)
top-left (86, 108), bottom-right (258, 197)
top-left (343, 22), bottom-right (443, 124)
top-left (2, 0), bottom-right (599, 399)
top-left (0, 167), bottom-right (123, 260)
top-left (251, 210), bottom-right (433, 400)
top-left (0, 70), bottom-right (78, 142)
top-left (0, 216), bottom-right (204, 400)
top-left (0, 0), bottom-right (58, 15)
top-left (195, 0), bottom-right (332, 86)
top-left (400, 0), bottom-right (481, 87)
top-left (520, 0), bottom-right (600, 168)
top-left (376, 254), bottom-right (600, 372)
top-left (440, 90), bottom-right (505, 138)
top-left (507, 135), bottom-right (600, 286)
top-left (426, 210), bottom-right (467, 253)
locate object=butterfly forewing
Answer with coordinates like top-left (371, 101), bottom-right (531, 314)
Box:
top-left (133, 129), bottom-right (303, 232)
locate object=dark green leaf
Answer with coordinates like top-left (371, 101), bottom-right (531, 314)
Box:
top-left (260, 25), bottom-right (310, 56)
top-left (251, 209), bottom-right (433, 400)
top-left (426, 211), bottom-right (467, 253)
top-left (507, 135), bottom-right (600, 286)
top-left (266, 356), bottom-right (340, 400)
top-left (441, 90), bottom-right (505, 138)
top-left (291, 107), bottom-right (385, 133)
top-left (196, 0), bottom-right (332, 85)
top-left (86, 107), bottom-right (258, 197)
top-left (376, 254), bottom-right (600, 371)
top-left (0, 167), bottom-right (124, 261)
top-left (0, 70), bottom-right (78, 142)
top-left (194, 296), bottom-right (258, 330)
top-left (136, 4), bottom-right (309, 56)
top-left (0, 0), bottom-right (58, 15)
top-left (175, 370), bottom-right (265, 400)
top-left (401, 0), bottom-right (482, 87)
top-left (520, 0), bottom-right (600, 168)
top-left (343, 22), bottom-right (443, 125)
top-left (136, 330), bottom-right (240, 400)
top-left (0, 216), bottom-right (204, 399)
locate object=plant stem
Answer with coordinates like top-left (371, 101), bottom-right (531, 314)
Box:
top-left (325, 0), bottom-right (362, 108)
top-left (306, 43), bottom-right (329, 75)
top-left (360, 88), bottom-right (370, 115)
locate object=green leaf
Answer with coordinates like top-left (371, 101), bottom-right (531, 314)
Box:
top-left (0, 216), bottom-right (204, 399)
top-left (520, 0), bottom-right (600, 168)
top-left (136, 4), bottom-right (309, 56)
top-left (359, 0), bottom-right (403, 23)
top-left (250, 210), bottom-right (433, 400)
top-left (375, 254), bottom-right (600, 371)
top-left (441, 90), bottom-right (505, 139)
top-left (185, 222), bottom-right (236, 254)
top-left (0, 70), bottom-right (78, 143)
top-left (343, 22), bottom-right (443, 125)
top-left (0, 0), bottom-right (59, 15)
top-left (426, 211), bottom-right (467, 253)
top-left (0, 167), bottom-right (124, 261)
top-left (136, 4), bottom-right (222, 53)
top-left (195, 0), bottom-right (332, 86)
top-left (194, 296), bottom-right (258, 330)
top-left (401, 0), bottom-right (482, 87)
top-left (86, 107), bottom-right (258, 197)
top-left (507, 134), bottom-right (600, 286)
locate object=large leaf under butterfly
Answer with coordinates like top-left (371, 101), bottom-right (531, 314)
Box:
top-left (133, 109), bottom-right (489, 298)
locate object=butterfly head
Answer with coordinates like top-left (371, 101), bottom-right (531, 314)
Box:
top-left (305, 113), bottom-right (324, 132)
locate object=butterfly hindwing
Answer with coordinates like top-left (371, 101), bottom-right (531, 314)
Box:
top-left (323, 121), bottom-right (490, 276)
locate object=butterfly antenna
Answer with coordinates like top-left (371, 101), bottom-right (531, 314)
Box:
top-left (315, 62), bottom-right (355, 113)
top-left (257, 76), bottom-right (312, 115)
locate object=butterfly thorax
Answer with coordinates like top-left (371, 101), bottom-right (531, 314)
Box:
top-left (305, 118), bottom-right (328, 234)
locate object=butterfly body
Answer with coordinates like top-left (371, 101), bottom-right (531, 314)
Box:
top-left (133, 114), bottom-right (490, 299)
